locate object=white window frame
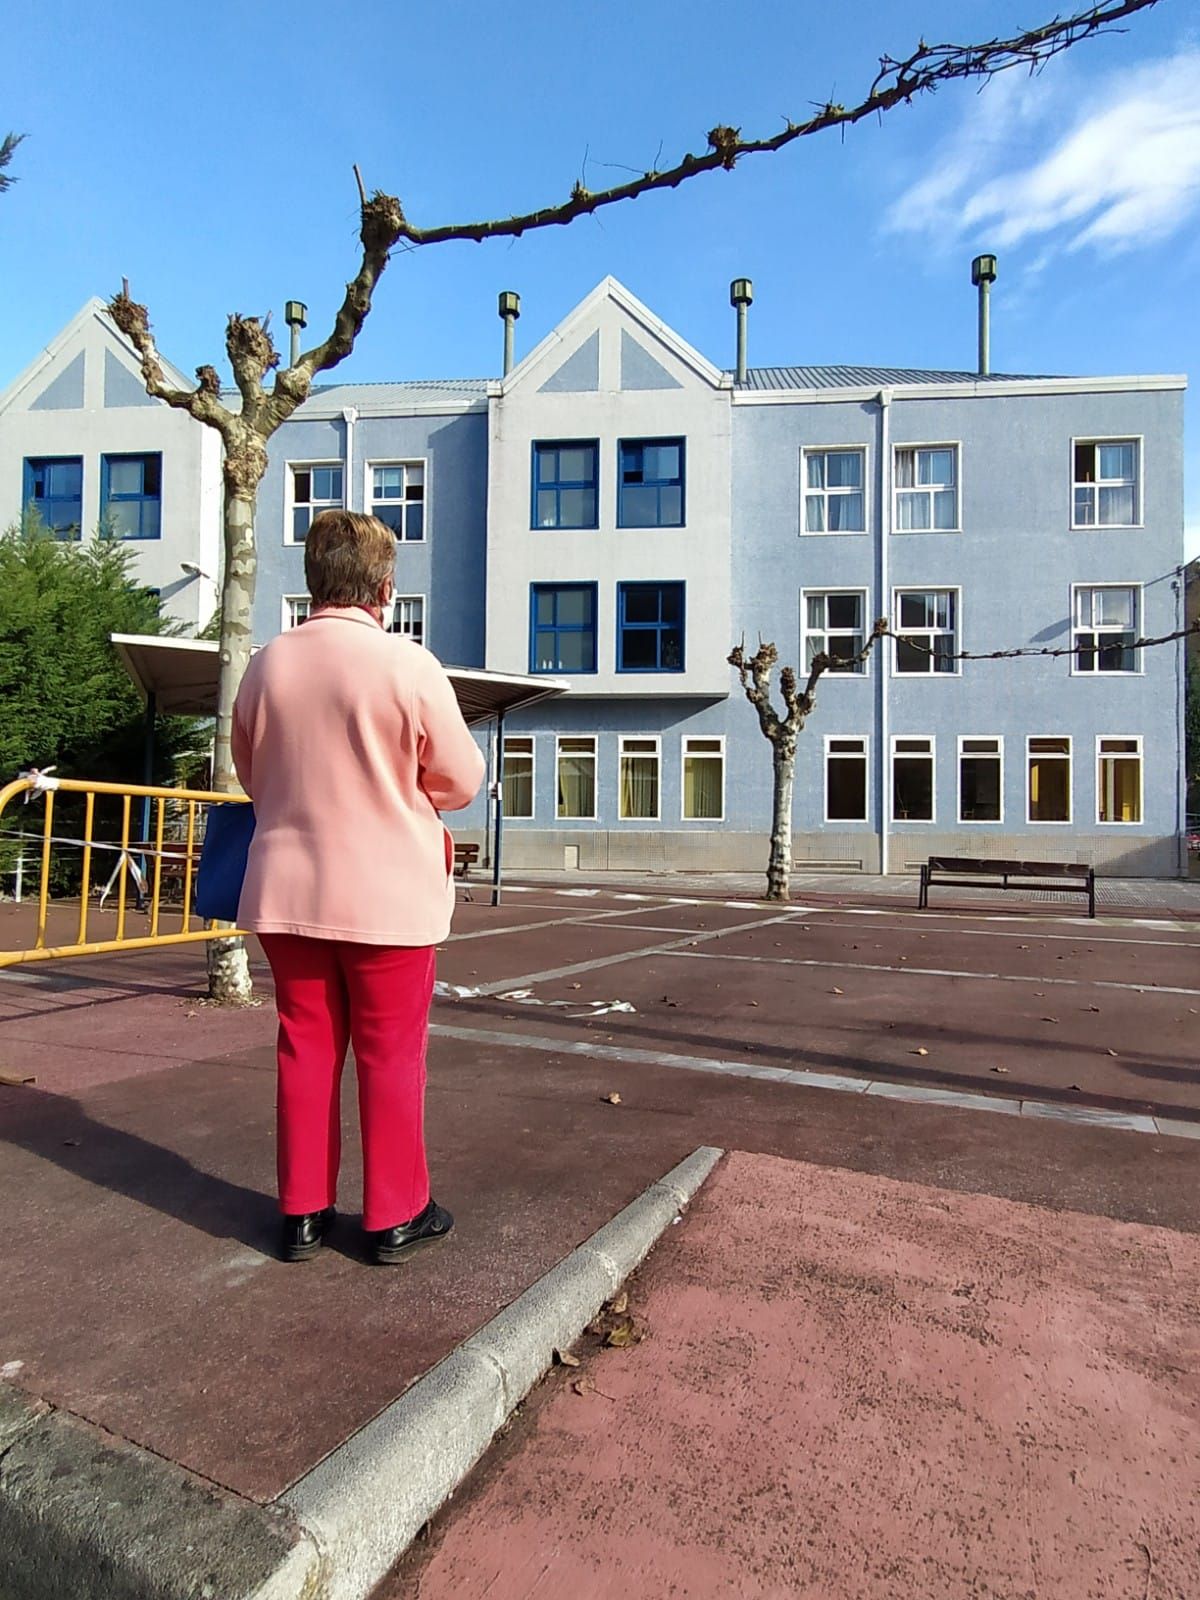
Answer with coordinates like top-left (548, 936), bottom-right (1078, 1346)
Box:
top-left (801, 588), bottom-right (871, 677)
top-left (956, 735), bottom-right (1004, 825)
top-left (618, 735), bottom-right (661, 822)
top-left (1070, 582), bottom-right (1142, 677)
top-left (800, 445), bottom-right (869, 536)
top-left (680, 734), bottom-right (726, 823)
top-left (891, 586), bottom-right (962, 677)
top-left (893, 442), bottom-right (961, 534)
top-left (1026, 735), bottom-right (1073, 825)
top-left (390, 593), bottom-right (426, 645)
top-left (823, 735), bottom-right (869, 824)
top-left (365, 457), bottom-right (428, 543)
top-left (281, 593), bottom-right (312, 632)
top-left (1095, 735), bottom-right (1143, 826)
top-left (285, 458), bottom-right (345, 545)
top-left (555, 735), bottom-right (598, 822)
top-left (501, 734), bottom-right (535, 821)
top-left (1070, 435), bottom-right (1142, 531)
top-left (889, 735), bottom-right (936, 824)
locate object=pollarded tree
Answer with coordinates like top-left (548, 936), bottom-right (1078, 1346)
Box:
top-left (108, 0), bottom-right (1160, 998)
top-left (730, 627), bottom-right (887, 902)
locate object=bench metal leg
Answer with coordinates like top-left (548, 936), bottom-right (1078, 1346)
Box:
top-left (1088, 871), bottom-right (1096, 918)
top-left (918, 866), bottom-right (928, 910)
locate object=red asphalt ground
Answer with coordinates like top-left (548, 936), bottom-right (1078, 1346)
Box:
top-left (1, 885), bottom-right (1199, 1595)
top-left (390, 1150), bottom-right (1200, 1600)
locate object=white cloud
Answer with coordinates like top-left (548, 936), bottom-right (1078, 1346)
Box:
top-left (886, 50), bottom-right (1200, 259)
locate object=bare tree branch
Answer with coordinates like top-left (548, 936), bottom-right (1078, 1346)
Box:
top-left (388, 1), bottom-right (1159, 249)
top-left (889, 618), bottom-right (1198, 664)
top-left (0, 131), bottom-right (25, 194)
top-left (107, 284), bottom-right (235, 439)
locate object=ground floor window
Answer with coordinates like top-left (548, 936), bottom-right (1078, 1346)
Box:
top-left (1027, 736), bottom-right (1071, 823)
top-left (958, 736), bottom-right (1002, 823)
top-left (502, 736), bottom-right (534, 819)
top-left (556, 736), bottom-right (597, 819)
top-left (825, 736), bottom-right (868, 821)
top-left (1097, 736), bottom-right (1142, 824)
top-left (891, 736), bottom-right (934, 821)
top-left (682, 736), bottom-right (724, 820)
top-left (619, 737), bottom-right (660, 820)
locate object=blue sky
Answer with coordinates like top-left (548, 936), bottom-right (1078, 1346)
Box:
top-left (2, 0), bottom-right (1196, 552)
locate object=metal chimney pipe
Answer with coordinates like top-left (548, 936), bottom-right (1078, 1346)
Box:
top-left (970, 255), bottom-right (997, 376)
top-left (284, 300), bottom-right (308, 368)
top-left (730, 278), bottom-right (753, 385)
top-left (498, 290), bottom-right (521, 376)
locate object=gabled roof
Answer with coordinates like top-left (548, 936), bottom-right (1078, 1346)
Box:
top-left (0, 297), bottom-right (194, 414)
top-left (502, 275), bottom-right (726, 394)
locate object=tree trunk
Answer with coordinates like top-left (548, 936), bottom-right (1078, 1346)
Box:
top-left (205, 475), bottom-right (260, 1004)
top-left (765, 734), bottom-right (796, 902)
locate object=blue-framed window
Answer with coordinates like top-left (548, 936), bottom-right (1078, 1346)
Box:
top-left (529, 583), bottom-right (597, 674)
top-left (290, 464), bottom-right (344, 540)
top-left (618, 438), bottom-right (684, 528)
top-left (532, 442), bottom-right (598, 529)
top-left (101, 453), bottom-right (162, 539)
top-left (23, 457), bottom-right (83, 538)
top-left (617, 582), bottom-right (685, 672)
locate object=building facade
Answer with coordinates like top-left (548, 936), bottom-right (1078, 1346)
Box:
top-left (1, 281), bottom-right (1187, 874)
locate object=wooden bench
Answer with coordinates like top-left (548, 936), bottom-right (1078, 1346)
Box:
top-left (453, 842), bottom-right (481, 879)
top-left (918, 856), bottom-right (1095, 917)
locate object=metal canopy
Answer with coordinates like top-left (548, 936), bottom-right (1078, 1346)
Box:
top-left (110, 634), bottom-right (569, 726)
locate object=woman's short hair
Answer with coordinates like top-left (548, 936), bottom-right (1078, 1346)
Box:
top-left (304, 511), bottom-right (395, 608)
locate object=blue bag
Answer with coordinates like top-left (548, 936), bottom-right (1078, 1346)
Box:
top-left (194, 802), bottom-right (256, 923)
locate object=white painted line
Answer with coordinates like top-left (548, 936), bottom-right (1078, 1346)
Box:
top-left (781, 917), bottom-right (1200, 950)
top-left (469, 913), bottom-right (799, 997)
top-left (668, 948), bottom-right (1200, 998)
top-left (430, 1020), bottom-right (1200, 1140)
top-left (1020, 1101), bottom-right (1158, 1134)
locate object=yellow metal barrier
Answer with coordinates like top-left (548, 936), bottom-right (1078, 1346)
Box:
top-left (0, 775), bottom-right (249, 968)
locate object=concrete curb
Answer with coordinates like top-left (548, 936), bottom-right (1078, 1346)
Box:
top-left (0, 1145), bottom-right (722, 1600)
top-left (0, 1386), bottom-right (321, 1600)
top-left (279, 1143), bottom-right (724, 1600)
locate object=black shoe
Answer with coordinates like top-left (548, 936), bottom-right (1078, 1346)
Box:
top-left (281, 1206), bottom-right (336, 1262)
top-left (369, 1200), bottom-right (454, 1265)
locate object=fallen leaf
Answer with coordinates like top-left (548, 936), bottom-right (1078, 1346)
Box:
top-left (554, 1348), bottom-right (581, 1368)
top-left (184, 1009), bottom-right (198, 1019)
top-left (990, 1065), bottom-right (1009, 1074)
top-left (1068, 1084), bottom-right (1083, 1092)
top-left (601, 1091), bottom-right (622, 1105)
top-left (604, 1317), bottom-right (640, 1348)
top-left (1085, 1006), bottom-right (1100, 1013)
top-left (911, 1047), bottom-right (929, 1057)
top-left (747, 1000), bottom-right (759, 1007)
top-left (830, 987), bottom-right (844, 996)
top-left (63, 1138), bottom-right (81, 1147)
top-left (0, 1071), bottom-right (35, 1086)
top-left (568, 983), bottom-right (581, 990)
top-left (571, 1376), bottom-right (594, 1396)
top-left (610, 1290), bottom-right (628, 1315)
top-left (1107, 1049), bottom-right (1119, 1057)
top-left (1041, 1017), bottom-right (1059, 1024)
top-left (1019, 945), bottom-right (1030, 951)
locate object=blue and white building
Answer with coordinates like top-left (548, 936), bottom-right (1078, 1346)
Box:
top-left (1, 278), bottom-right (1188, 875)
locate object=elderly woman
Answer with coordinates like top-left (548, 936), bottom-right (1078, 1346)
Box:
top-left (232, 510), bottom-right (484, 1264)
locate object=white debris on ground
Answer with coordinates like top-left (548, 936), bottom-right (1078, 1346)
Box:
top-left (433, 981), bottom-right (482, 999)
top-left (432, 981), bottom-right (637, 1016)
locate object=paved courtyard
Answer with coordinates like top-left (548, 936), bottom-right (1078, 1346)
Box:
top-left (1, 877), bottom-right (1198, 1595)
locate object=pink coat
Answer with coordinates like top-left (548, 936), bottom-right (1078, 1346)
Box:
top-left (231, 608), bottom-right (485, 946)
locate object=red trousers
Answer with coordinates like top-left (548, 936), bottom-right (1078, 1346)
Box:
top-left (259, 934), bottom-right (435, 1232)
